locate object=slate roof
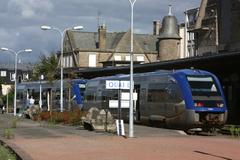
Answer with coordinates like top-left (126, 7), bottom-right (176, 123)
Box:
top-left (0, 63), bottom-right (33, 71)
top-left (66, 30), bottom-right (159, 53)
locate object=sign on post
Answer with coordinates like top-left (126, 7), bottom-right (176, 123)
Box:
top-left (109, 100), bottom-right (129, 108)
top-left (106, 80), bottom-right (130, 90)
top-left (106, 80), bottom-right (130, 136)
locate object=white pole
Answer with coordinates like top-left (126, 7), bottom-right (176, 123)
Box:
top-left (14, 53), bottom-right (18, 116)
top-left (60, 30), bottom-right (64, 112)
top-left (48, 28), bottom-right (64, 112)
top-left (128, 0), bottom-right (136, 138)
top-left (6, 92), bottom-right (9, 114)
top-left (47, 91), bottom-right (50, 111)
top-left (184, 11), bottom-right (188, 58)
top-left (39, 80), bottom-right (42, 110)
top-left (46, 28), bottom-right (64, 112)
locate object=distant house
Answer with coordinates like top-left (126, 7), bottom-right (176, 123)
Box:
top-left (0, 63), bottom-right (32, 95)
top-left (62, 25), bottom-right (160, 69)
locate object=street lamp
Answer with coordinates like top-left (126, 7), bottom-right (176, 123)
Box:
top-left (0, 47), bottom-right (32, 116)
top-left (39, 75), bottom-right (44, 110)
top-left (128, 0), bottom-right (136, 138)
top-left (41, 25), bottom-right (84, 112)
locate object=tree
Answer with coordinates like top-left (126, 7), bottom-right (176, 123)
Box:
top-left (32, 53), bottom-right (59, 82)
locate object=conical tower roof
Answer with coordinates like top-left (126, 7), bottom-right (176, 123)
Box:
top-left (159, 5), bottom-right (181, 39)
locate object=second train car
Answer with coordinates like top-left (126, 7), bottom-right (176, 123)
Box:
top-left (17, 79), bottom-right (87, 111)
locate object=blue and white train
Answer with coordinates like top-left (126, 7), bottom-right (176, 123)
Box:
top-left (16, 79), bottom-right (87, 111)
top-left (82, 69), bottom-right (228, 130)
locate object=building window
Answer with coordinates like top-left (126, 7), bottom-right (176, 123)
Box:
top-left (137, 55), bottom-right (144, 62)
top-left (63, 56), bottom-right (73, 68)
top-left (66, 56), bottom-right (69, 68)
top-left (125, 55), bottom-right (130, 61)
top-left (69, 56), bottom-right (73, 67)
top-left (114, 55), bottom-right (121, 61)
top-left (23, 73), bottom-right (29, 81)
top-left (0, 71), bottom-right (7, 77)
top-left (89, 54), bottom-right (96, 67)
top-left (10, 73), bottom-right (15, 81)
top-left (63, 57), bottom-right (66, 67)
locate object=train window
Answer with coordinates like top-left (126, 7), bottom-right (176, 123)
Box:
top-left (187, 75), bottom-right (224, 107)
top-left (87, 81), bottom-right (99, 87)
top-left (147, 83), bottom-right (183, 103)
top-left (187, 76), bottom-right (221, 96)
top-left (101, 90), bottom-right (118, 101)
top-left (84, 90), bottom-right (97, 101)
top-left (167, 84), bottom-right (183, 102)
top-left (85, 94), bottom-right (95, 101)
top-left (148, 89), bottom-right (169, 102)
top-left (147, 83), bottom-right (169, 102)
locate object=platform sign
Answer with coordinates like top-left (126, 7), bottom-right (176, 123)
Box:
top-left (106, 80), bottom-right (130, 90)
top-left (109, 100), bottom-right (129, 108)
top-left (121, 92), bottom-right (138, 101)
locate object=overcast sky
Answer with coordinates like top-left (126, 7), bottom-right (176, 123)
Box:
top-left (0, 0), bottom-right (200, 64)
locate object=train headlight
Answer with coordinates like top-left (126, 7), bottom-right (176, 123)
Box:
top-left (217, 103), bottom-right (224, 108)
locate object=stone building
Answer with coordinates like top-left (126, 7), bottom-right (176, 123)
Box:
top-left (187, 0), bottom-right (240, 55)
top-left (0, 63), bottom-right (32, 95)
top-left (62, 25), bottom-right (159, 68)
top-left (218, 0), bottom-right (240, 52)
top-left (62, 7), bottom-right (181, 69)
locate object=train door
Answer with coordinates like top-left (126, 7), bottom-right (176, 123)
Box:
top-left (134, 85), bottom-right (141, 122)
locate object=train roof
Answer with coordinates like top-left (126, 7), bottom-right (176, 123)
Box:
top-left (89, 69), bottom-right (214, 81)
top-left (17, 79), bottom-right (87, 90)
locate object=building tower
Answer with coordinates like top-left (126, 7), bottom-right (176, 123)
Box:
top-left (158, 5), bottom-right (181, 61)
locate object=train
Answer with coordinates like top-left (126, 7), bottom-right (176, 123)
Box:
top-left (82, 69), bottom-right (228, 131)
top-left (16, 79), bottom-right (87, 112)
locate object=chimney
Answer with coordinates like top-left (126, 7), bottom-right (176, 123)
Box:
top-left (153, 20), bottom-right (161, 35)
top-left (98, 24), bottom-right (106, 49)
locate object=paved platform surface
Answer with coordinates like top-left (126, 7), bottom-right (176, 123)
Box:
top-left (0, 114), bottom-right (240, 160)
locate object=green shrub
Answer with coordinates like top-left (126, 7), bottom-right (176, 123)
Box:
top-left (229, 125), bottom-right (235, 136)
top-left (3, 128), bottom-right (14, 139)
top-left (11, 118), bottom-right (19, 128)
top-left (0, 145), bottom-right (16, 160)
top-left (235, 127), bottom-right (240, 137)
top-left (69, 111), bottom-right (81, 125)
top-left (229, 125), bottom-right (240, 137)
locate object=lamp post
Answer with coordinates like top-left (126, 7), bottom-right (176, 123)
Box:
top-left (41, 25), bottom-right (83, 112)
top-left (0, 47), bottom-right (32, 116)
top-left (39, 75), bottom-right (44, 110)
top-left (128, 0), bottom-right (136, 138)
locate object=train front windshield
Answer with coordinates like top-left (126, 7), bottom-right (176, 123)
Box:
top-left (187, 76), bottom-right (224, 108)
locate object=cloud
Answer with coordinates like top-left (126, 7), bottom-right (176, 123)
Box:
top-left (7, 0), bottom-right (54, 19)
top-left (0, 0), bottom-right (201, 63)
